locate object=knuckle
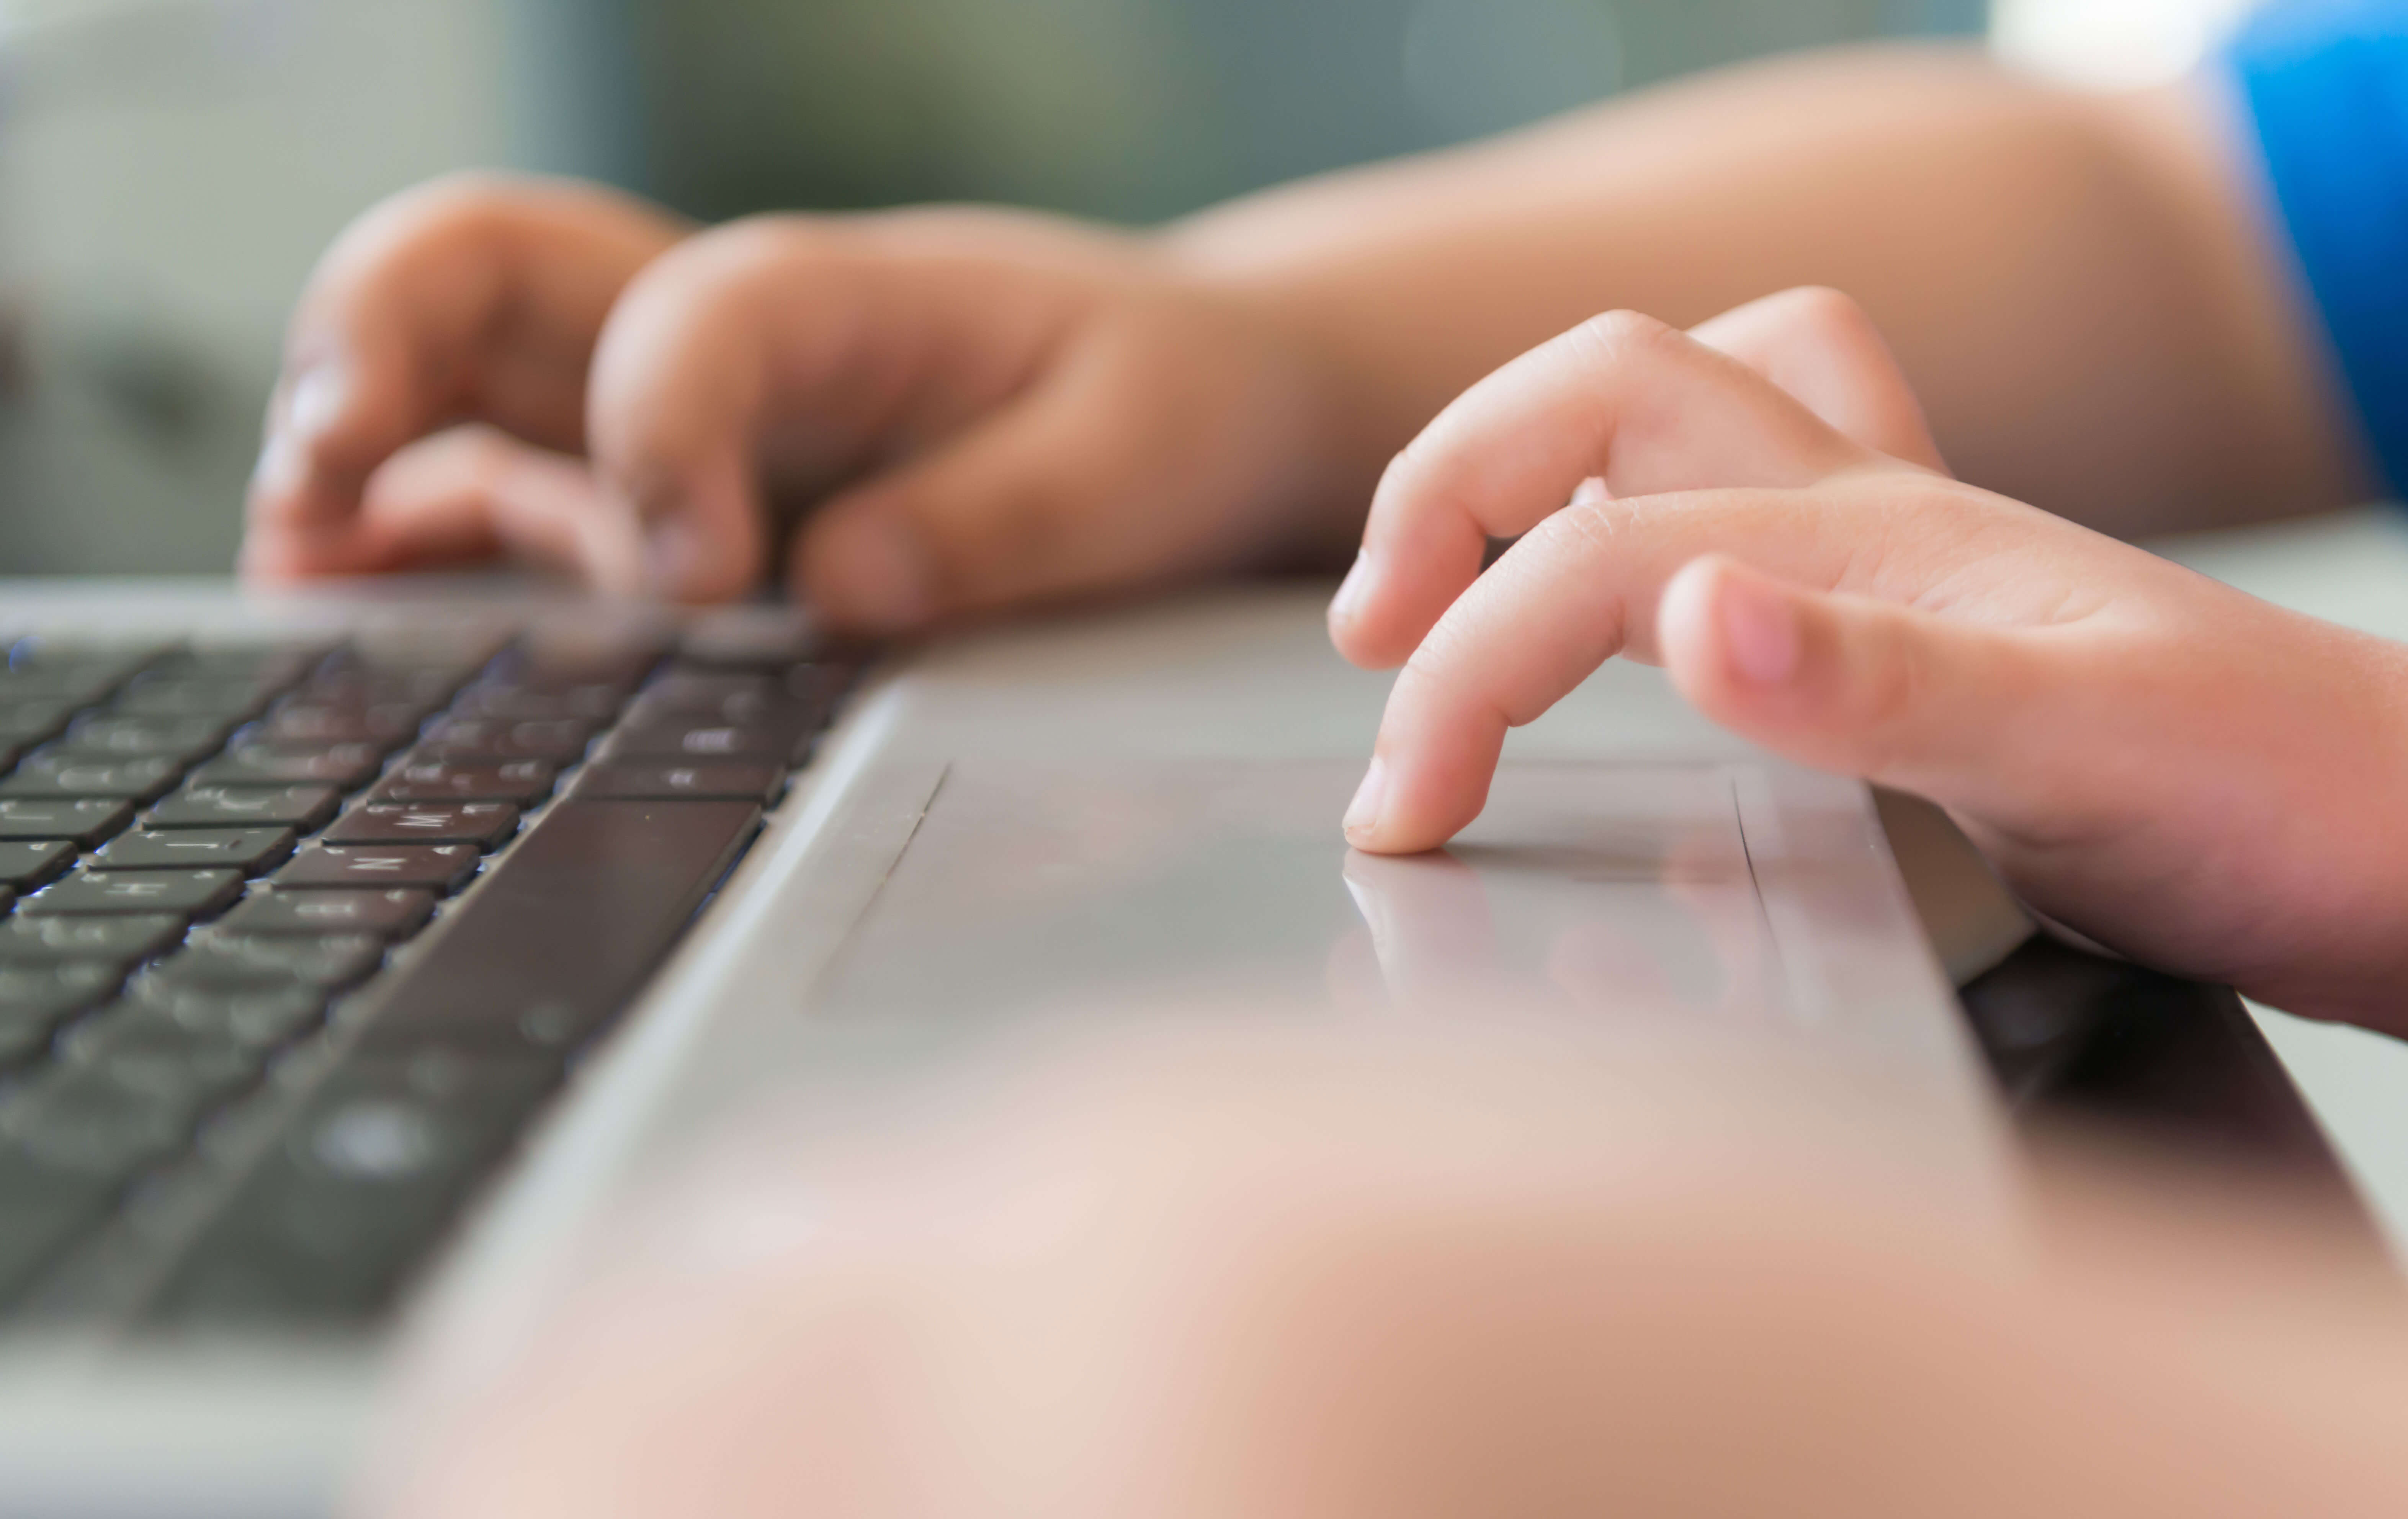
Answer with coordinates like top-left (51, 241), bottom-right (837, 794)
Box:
top-left (629, 215), bottom-right (846, 310)
top-left (1393, 630), bottom-right (1474, 715)
top-left (1566, 309), bottom-right (1679, 371)
top-left (376, 170), bottom-right (536, 232)
top-left (339, 173), bottom-right (575, 271)
top-left (1776, 285), bottom-right (1875, 337)
top-left (312, 173), bottom-right (534, 298)
top-left (1395, 608), bottom-right (1533, 730)
top-left (1544, 491), bottom-right (1630, 551)
top-left (704, 213), bottom-right (844, 274)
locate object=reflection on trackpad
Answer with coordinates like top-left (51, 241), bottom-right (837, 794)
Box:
top-left (807, 761), bottom-right (1794, 1030)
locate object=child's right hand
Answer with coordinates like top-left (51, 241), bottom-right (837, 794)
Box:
top-left (1332, 289), bottom-right (2408, 1034)
top-left (242, 176), bottom-right (1360, 632)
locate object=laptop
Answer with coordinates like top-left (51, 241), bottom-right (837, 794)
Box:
top-left (0, 574), bottom-right (2007, 1517)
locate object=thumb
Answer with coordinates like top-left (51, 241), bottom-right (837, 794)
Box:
top-left (1658, 555), bottom-right (2050, 805)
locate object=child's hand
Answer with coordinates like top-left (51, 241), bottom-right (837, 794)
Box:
top-left (1330, 289), bottom-right (2408, 1031)
top-left (244, 176), bottom-right (1355, 631)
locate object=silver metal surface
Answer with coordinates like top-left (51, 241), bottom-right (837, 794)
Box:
top-left (0, 577), bottom-right (1998, 1517)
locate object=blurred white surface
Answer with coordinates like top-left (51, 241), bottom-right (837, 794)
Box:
top-left (1991, 0), bottom-right (2255, 87)
top-left (2155, 508), bottom-right (2408, 1256)
top-left (0, 0), bottom-right (510, 575)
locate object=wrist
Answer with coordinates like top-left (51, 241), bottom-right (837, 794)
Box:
top-left (1153, 230), bottom-right (1418, 569)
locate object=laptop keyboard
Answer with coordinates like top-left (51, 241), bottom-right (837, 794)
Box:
top-left (0, 616), bottom-right (858, 1332)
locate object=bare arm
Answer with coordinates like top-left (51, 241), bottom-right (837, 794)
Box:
top-left (1170, 46), bottom-right (2362, 540)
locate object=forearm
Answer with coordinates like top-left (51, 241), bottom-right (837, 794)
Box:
top-left (1168, 46), bottom-right (2361, 539)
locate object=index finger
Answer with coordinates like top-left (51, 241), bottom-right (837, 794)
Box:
top-left (1327, 309), bottom-right (1868, 672)
top-left (1344, 485), bottom-right (1910, 855)
top-left (244, 174), bottom-right (686, 580)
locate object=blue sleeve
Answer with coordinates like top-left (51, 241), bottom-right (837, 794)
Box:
top-left (2231, 1), bottom-right (2408, 495)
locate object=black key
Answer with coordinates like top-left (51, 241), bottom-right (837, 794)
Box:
top-left (0, 699), bottom-right (73, 748)
top-left (359, 799), bottom-right (758, 1058)
top-left (0, 887), bottom-right (10, 918)
top-left (634, 668), bottom-right (772, 707)
top-left (3, 993), bottom-right (74, 1068)
top-left (0, 668), bottom-right (122, 705)
top-left (600, 719), bottom-right (799, 764)
top-left (0, 798), bottom-right (134, 846)
top-left (57, 1005), bottom-right (259, 1109)
top-left (0, 1001), bottom-right (48, 1067)
top-left (57, 713), bottom-right (230, 761)
top-left (127, 977), bottom-right (326, 1049)
top-left (3, 642), bottom-right (161, 694)
top-left (627, 680), bottom-right (816, 733)
top-left (323, 802), bottom-right (519, 850)
top-left (0, 914), bottom-right (185, 969)
top-left (0, 1155), bottom-right (123, 1302)
top-left (145, 784), bottom-right (340, 832)
top-left (156, 933), bottom-right (383, 991)
top-left (278, 844), bottom-right (480, 893)
top-left (297, 667), bottom-right (462, 709)
top-left (0, 962), bottom-right (121, 1025)
top-left (0, 1065), bottom-right (206, 1174)
top-left (110, 676), bottom-right (277, 720)
top-left (190, 742), bottom-right (384, 789)
top-left (0, 753), bottom-right (180, 802)
top-left (452, 683), bottom-right (622, 723)
top-left (670, 656), bottom-right (848, 702)
top-left (415, 716), bottom-right (593, 763)
top-left (514, 623), bottom-right (671, 686)
top-left (0, 839), bottom-right (75, 890)
top-left (92, 827), bottom-right (295, 875)
top-left (345, 627), bottom-right (512, 676)
top-left (221, 888), bottom-right (434, 940)
top-left (151, 1055), bottom-right (556, 1325)
top-left (370, 760), bottom-right (554, 805)
top-left (255, 699), bottom-right (428, 750)
top-left (20, 869), bottom-right (244, 919)
top-left (571, 761), bottom-right (780, 802)
top-left (679, 609), bottom-right (820, 668)
top-left (159, 643), bottom-right (328, 686)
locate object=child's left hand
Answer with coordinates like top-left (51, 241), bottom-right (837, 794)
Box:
top-left (1330, 289), bottom-right (2408, 1033)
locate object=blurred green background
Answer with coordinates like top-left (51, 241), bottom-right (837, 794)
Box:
top-left (0, 0), bottom-right (1993, 577)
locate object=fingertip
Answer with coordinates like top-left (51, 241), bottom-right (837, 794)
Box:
top-left (236, 534), bottom-right (307, 585)
top-left (794, 508), bottom-right (938, 635)
top-left (236, 522), bottom-right (385, 583)
top-left (641, 510), bottom-right (757, 605)
top-left (1340, 714), bottom-right (1502, 857)
top-left (1326, 550), bottom-right (1384, 666)
top-left (280, 361), bottom-right (353, 446)
top-left (1325, 552), bottom-right (1432, 671)
top-left (1326, 553), bottom-right (1439, 671)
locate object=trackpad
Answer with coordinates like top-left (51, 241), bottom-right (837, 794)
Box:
top-left (809, 761), bottom-right (1800, 1031)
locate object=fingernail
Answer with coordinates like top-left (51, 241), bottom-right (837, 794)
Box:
top-left (821, 514), bottom-right (934, 634)
top-left (1719, 572), bottom-right (1802, 686)
top-left (283, 363), bottom-right (349, 443)
top-left (1343, 756), bottom-right (1388, 843)
top-left (248, 431), bottom-right (304, 505)
top-left (1329, 549), bottom-right (1375, 629)
top-left (1569, 475), bottom-right (1610, 508)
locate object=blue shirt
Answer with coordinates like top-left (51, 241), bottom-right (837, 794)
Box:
top-left (2233, 1), bottom-right (2408, 492)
